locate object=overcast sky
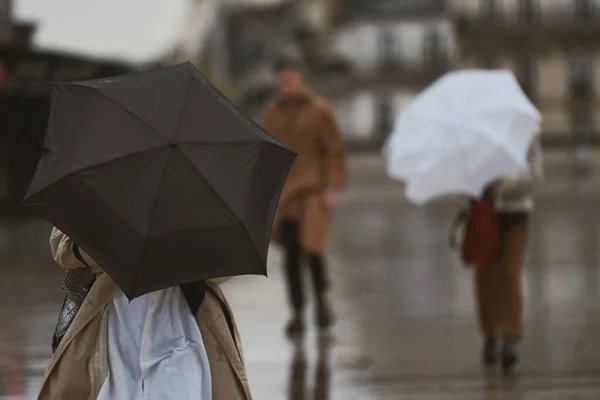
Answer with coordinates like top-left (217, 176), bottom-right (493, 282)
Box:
top-left (15, 0), bottom-right (190, 63)
top-left (14, 0), bottom-right (289, 63)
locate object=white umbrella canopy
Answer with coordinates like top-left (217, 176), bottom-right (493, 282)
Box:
top-left (384, 69), bottom-right (541, 205)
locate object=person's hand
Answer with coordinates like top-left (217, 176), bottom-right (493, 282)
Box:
top-left (483, 179), bottom-right (502, 199)
top-left (323, 189), bottom-right (337, 210)
top-left (448, 221), bottom-right (461, 249)
top-left (448, 209), bottom-right (468, 250)
top-left (448, 233), bottom-right (458, 250)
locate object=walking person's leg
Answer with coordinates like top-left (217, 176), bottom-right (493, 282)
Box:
top-left (281, 219), bottom-right (306, 337)
top-left (496, 220), bottom-right (528, 373)
top-left (308, 253), bottom-right (334, 329)
top-left (475, 262), bottom-right (501, 366)
top-left (302, 194), bottom-right (336, 331)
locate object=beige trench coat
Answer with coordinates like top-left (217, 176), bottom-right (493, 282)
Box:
top-left (262, 92), bottom-right (347, 253)
top-left (37, 228), bottom-right (252, 400)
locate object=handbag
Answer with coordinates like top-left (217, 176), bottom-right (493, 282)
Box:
top-left (461, 198), bottom-right (500, 268)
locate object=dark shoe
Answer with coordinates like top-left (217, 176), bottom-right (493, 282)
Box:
top-left (285, 316), bottom-right (305, 339)
top-left (501, 337), bottom-right (519, 373)
top-left (482, 336), bottom-right (497, 367)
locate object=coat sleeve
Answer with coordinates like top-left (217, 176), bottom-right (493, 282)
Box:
top-left (497, 135), bottom-right (544, 197)
top-left (316, 101), bottom-right (347, 189)
top-left (50, 227), bottom-right (103, 273)
top-left (204, 282), bottom-right (246, 363)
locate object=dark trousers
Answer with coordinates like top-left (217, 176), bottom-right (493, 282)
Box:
top-left (281, 219), bottom-right (330, 313)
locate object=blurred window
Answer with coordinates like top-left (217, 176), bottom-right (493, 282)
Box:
top-left (378, 29), bottom-right (395, 72)
top-left (348, 0), bottom-right (445, 17)
top-left (483, 0), bottom-right (498, 19)
top-left (0, 62), bottom-right (5, 87)
top-left (375, 95), bottom-right (393, 138)
top-left (572, 113), bottom-right (592, 146)
top-left (0, 0), bottom-right (9, 20)
top-left (575, 0), bottom-right (593, 20)
top-left (480, 55), bottom-right (497, 69)
top-left (519, 0), bottom-right (535, 22)
top-left (0, 23), bottom-right (11, 43)
top-left (515, 56), bottom-right (536, 99)
top-left (423, 28), bottom-right (443, 65)
top-left (569, 52), bottom-right (594, 99)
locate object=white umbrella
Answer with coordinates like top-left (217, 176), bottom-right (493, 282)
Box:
top-left (384, 69), bottom-right (541, 205)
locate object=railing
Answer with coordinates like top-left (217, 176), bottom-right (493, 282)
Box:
top-left (311, 61), bottom-right (450, 98)
top-left (451, 0), bottom-right (600, 23)
top-left (237, 57), bottom-right (450, 114)
top-left (454, 9), bottom-right (600, 53)
top-left (332, 0), bottom-right (446, 25)
top-left (0, 45), bottom-right (133, 89)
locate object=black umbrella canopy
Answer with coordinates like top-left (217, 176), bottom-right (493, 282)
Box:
top-left (24, 62), bottom-right (295, 300)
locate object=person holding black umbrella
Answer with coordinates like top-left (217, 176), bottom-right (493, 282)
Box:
top-left (262, 54), bottom-right (347, 338)
top-left (37, 228), bottom-right (252, 400)
top-left (25, 63), bottom-right (296, 400)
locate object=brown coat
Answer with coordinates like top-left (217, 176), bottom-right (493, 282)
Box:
top-left (262, 92), bottom-right (347, 253)
top-left (38, 229), bottom-right (252, 400)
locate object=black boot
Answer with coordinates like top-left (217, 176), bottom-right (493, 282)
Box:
top-left (285, 313), bottom-right (305, 339)
top-left (281, 220), bottom-right (306, 340)
top-left (316, 296), bottom-right (335, 330)
top-left (308, 253), bottom-right (334, 331)
top-left (482, 335), bottom-right (498, 367)
top-left (501, 337), bottom-right (519, 373)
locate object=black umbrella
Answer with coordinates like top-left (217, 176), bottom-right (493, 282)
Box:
top-left (24, 62), bottom-right (295, 300)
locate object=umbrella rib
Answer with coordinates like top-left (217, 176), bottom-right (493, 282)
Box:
top-left (127, 150), bottom-right (174, 297)
top-left (128, 71), bottom-right (194, 294)
top-left (65, 83), bottom-right (171, 142)
top-left (182, 140), bottom-right (284, 146)
top-left (30, 145), bottom-right (169, 197)
top-left (177, 147), bottom-right (265, 266)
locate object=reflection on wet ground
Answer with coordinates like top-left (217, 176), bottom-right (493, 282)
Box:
top-left (2, 150), bottom-right (600, 399)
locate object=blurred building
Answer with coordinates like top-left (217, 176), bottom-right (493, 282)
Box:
top-left (323, 0), bottom-right (452, 147)
top-left (167, 0), bottom-right (600, 150)
top-left (219, 1), bottom-right (304, 104)
top-left (217, 0), bottom-right (454, 148)
top-left (451, 0), bottom-right (600, 145)
top-left (0, 0), bottom-right (132, 219)
top-left (162, 0), bottom-right (220, 66)
top-left (165, 1), bottom-right (453, 148)
top-left (162, 0), bottom-right (306, 107)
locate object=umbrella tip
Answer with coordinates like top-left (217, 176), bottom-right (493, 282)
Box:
top-left (169, 140), bottom-right (178, 148)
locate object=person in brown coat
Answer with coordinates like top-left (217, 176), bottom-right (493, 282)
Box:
top-left (262, 55), bottom-right (347, 337)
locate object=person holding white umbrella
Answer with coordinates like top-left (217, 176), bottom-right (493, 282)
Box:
top-left (460, 134), bottom-right (544, 372)
top-left (385, 69), bottom-right (544, 373)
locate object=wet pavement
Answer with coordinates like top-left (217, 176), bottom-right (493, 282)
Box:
top-left (2, 149), bottom-right (600, 399)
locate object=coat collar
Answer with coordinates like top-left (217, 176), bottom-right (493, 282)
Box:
top-left (38, 276), bottom-right (252, 399)
top-left (38, 273), bottom-right (117, 392)
top-left (274, 90), bottom-right (313, 107)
